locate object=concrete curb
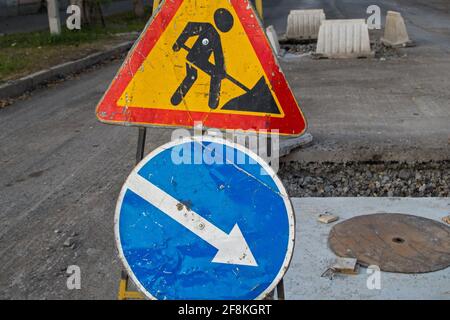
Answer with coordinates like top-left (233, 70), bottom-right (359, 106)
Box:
top-left (0, 41), bottom-right (134, 100)
top-left (280, 133), bottom-right (314, 157)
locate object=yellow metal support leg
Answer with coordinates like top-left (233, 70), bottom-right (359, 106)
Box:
top-left (118, 270), bottom-right (145, 300)
top-left (255, 0), bottom-right (263, 21)
top-left (153, 0), bottom-right (161, 12)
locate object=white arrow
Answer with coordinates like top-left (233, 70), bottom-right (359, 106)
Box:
top-left (126, 173), bottom-right (258, 267)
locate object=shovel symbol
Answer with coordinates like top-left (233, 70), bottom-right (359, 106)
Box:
top-left (170, 10), bottom-right (280, 114)
top-left (178, 44), bottom-right (280, 114)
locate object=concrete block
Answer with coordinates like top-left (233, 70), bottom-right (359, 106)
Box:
top-left (266, 25), bottom-right (281, 56)
top-left (331, 257), bottom-right (359, 275)
top-left (286, 9), bottom-right (325, 41)
top-left (381, 11), bottom-right (412, 47)
top-left (318, 213), bottom-right (339, 224)
top-left (316, 19), bottom-right (373, 58)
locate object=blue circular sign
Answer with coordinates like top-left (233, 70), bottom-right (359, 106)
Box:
top-left (115, 137), bottom-right (295, 300)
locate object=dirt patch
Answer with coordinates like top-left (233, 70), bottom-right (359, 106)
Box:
top-left (0, 35), bottom-right (135, 84)
top-left (0, 10), bottom-right (151, 83)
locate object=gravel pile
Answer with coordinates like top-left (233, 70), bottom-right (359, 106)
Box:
top-left (279, 161), bottom-right (450, 197)
top-left (281, 43), bottom-right (317, 55)
top-left (372, 40), bottom-right (404, 59)
top-left (279, 39), bottom-right (405, 59)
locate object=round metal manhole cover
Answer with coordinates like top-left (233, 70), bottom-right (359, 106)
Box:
top-left (328, 213), bottom-right (450, 273)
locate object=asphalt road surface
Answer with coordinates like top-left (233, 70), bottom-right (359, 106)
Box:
top-left (0, 0), bottom-right (449, 299)
top-left (268, 0), bottom-right (450, 162)
top-left (266, 0), bottom-right (450, 50)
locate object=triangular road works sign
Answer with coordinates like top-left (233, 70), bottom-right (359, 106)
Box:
top-left (96, 0), bottom-right (307, 136)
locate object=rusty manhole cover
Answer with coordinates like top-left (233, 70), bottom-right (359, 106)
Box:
top-left (328, 213), bottom-right (450, 273)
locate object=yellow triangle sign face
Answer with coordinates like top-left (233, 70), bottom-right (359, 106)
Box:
top-left (96, 0), bottom-right (307, 136)
top-left (118, 0), bottom-right (283, 117)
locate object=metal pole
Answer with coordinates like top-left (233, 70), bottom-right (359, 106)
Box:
top-left (118, 127), bottom-right (147, 300)
top-left (269, 133), bottom-right (285, 301)
top-left (136, 127), bottom-right (147, 164)
top-left (277, 279), bottom-right (285, 300)
top-left (47, 0), bottom-right (62, 35)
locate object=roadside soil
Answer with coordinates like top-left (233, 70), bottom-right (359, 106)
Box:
top-left (0, 35), bottom-right (136, 84)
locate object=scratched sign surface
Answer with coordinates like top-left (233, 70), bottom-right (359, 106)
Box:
top-left (115, 137), bottom-right (295, 300)
top-left (96, 0), bottom-right (307, 136)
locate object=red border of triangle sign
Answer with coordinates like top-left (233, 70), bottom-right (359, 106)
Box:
top-left (96, 0), bottom-right (307, 136)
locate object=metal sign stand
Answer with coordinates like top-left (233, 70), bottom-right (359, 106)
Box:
top-left (117, 127), bottom-right (287, 300)
top-left (276, 279), bottom-right (285, 300)
top-left (117, 127), bottom-right (147, 300)
top-left (116, 1), bottom-right (289, 301)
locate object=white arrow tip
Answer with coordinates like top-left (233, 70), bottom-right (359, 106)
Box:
top-left (212, 224), bottom-right (258, 267)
